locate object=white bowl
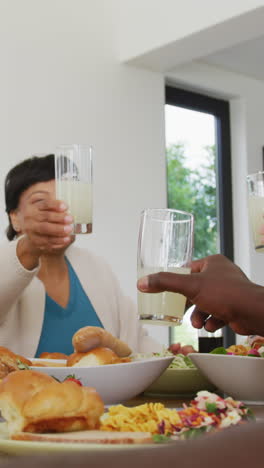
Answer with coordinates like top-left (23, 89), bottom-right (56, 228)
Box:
top-left (30, 356), bottom-right (174, 405)
top-left (189, 353), bottom-right (264, 405)
top-left (144, 367), bottom-right (216, 396)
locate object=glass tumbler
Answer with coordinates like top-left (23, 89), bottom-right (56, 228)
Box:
top-left (247, 171), bottom-right (264, 252)
top-left (55, 144), bottom-right (93, 234)
top-left (137, 208), bottom-right (194, 326)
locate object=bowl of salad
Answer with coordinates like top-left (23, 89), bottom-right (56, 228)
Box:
top-left (189, 344), bottom-right (264, 404)
top-left (139, 352), bottom-right (216, 397)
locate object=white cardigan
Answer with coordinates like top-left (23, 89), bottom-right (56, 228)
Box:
top-left (0, 239), bottom-right (161, 357)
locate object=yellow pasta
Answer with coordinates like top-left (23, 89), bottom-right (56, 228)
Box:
top-left (100, 403), bottom-right (181, 434)
top-left (226, 344), bottom-right (249, 356)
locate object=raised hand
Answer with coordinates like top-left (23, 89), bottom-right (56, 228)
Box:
top-left (20, 193), bottom-right (73, 253)
top-left (137, 254), bottom-right (264, 336)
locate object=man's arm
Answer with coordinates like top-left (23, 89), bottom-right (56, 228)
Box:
top-left (138, 254), bottom-right (264, 336)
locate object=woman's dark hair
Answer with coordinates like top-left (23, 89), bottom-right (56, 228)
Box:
top-left (5, 154), bottom-right (55, 240)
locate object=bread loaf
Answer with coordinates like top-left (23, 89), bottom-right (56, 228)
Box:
top-left (39, 352), bottom-right (68, 360)
top-left (72, 327), bottom-right (132, 357)
top-left (0, 346), bottom-right (32, 378)
top-left (67, 347), bottom-right (131, 367)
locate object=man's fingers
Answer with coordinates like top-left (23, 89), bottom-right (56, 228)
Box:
top-left (190, 258), bottom-right (207, 273)
top-left (191, 307), bottom-right (226, 331)
top-left (137, 271), bottom-right (200, 300)
top-left (191, 308), bottom-right (209, 328)
top-left (204, 316), bottom-right (226, 332)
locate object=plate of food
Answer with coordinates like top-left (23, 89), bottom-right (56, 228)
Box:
top-left (0, 370), bottom-right (254, 455)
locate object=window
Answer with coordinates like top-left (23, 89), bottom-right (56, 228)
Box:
top-left (165, 86), bottom-right (234, 347)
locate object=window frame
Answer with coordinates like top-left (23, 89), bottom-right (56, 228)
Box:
top-left (165, 85), bottom-right (235, 347)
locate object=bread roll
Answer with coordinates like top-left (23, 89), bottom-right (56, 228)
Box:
top-left (0, 370), bottom-right (104, 435)
top-left (39, 352), bottom-right (68, 360)
top-left (67, 347), bottom-right (131, 367)
top-left (0, 346), bottom-right (32, 378)
top-left (72, 327), bottom-right (132, 357)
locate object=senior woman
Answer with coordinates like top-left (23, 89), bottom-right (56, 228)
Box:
top-left (1, 154), bottom-right (159, 357)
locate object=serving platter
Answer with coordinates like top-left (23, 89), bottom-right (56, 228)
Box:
top-left (30, 356), bottom-right (174, 405)
top-left (189, 353), bottom-right (264, 404)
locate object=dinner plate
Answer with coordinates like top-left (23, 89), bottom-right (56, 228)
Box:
top-left (0, 439), bottom-right (166, 456)
top-left (0, 423), bottom-right (173, 455)
top-left (144, 367), bottom-right (216, 397)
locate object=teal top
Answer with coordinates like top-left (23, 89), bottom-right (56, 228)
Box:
top-left (35, 258), bottom-right (103, 357)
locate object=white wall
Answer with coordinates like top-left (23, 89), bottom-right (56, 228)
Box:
top-left (166, 62), bottom-right (264, 286)
top-left (116, 0), bottom-right (264, 64)
top-left (1, 0), bottom-right (169, 345)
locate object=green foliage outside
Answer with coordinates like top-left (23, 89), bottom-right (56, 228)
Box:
top-left (167, 143), bottom-right (218, 347)
top-left (166, 143), bottom-right (218, 259)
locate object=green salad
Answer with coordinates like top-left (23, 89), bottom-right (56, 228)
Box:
top-left (168, 353), bottom-right (196, 369)
top-left (132, 351), bottom-right (196, 369)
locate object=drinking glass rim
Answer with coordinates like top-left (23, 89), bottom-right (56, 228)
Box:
top-left (140, 208), bottom-right (193, 220)
top-left (56, 143), bottom-right (92, 149)
top-left (55, 144), bottom-right (93, 158)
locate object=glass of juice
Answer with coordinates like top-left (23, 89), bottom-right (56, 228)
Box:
top-left (247, 171), bottom-right (264, 252)
top-left (55, 144), bottom-right (93, 234)
top-left (137, 208), bottom-right (194, 326)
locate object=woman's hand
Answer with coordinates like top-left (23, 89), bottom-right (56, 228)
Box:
top-left (137, 254), bottom-right (264, 336)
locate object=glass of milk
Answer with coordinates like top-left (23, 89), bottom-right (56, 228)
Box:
top-left (137, 208), bottom-right (194, 326)
top-left (55, 144), bottom-right (93, 234)
top-left (247, 171), bottom-right (264, 252)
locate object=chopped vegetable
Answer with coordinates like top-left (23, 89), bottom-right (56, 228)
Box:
top-left (247, 349), bottom-right (260, 357)
top-left (182, 427), bottom-right (208, 439)
top-left (152, 434), bottom-right (172, 443)
top-left (210, 347), bottom-right (227, 355)
top-left (64, 375), bottom-right (82, 386)
top-left (16, 359), bottom-right (30, 370)
top-left (205, 402), bottom-right (217, 414)
top-left (174, 390), bottom-right (255, 439)
top-left (211, 343), bottom-right (264, 357)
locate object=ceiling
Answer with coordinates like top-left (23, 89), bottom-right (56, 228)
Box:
top-left (201, 35), bottom-right (264, 82)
